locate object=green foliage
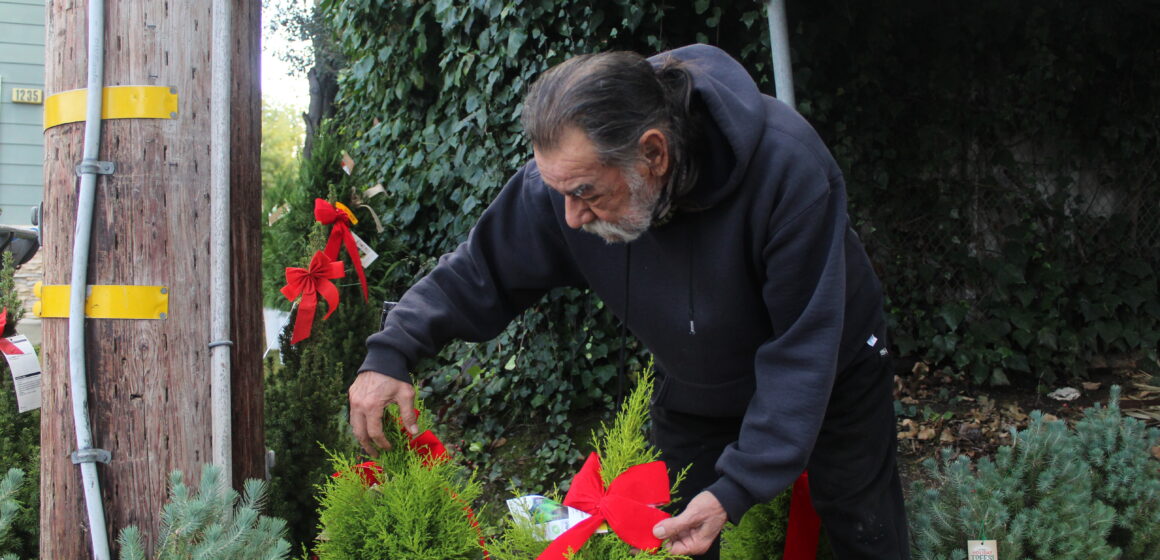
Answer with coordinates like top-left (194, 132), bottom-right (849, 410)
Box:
top-left (718, 485), bottom-right (834, 560)
top-left (0, 254), bottom-right (38, 560)
top-left (720, 491), bottom-right (791, 560)
top-left (262, 127), bottom-right (356, 309)
top-left (589, 364), bottom-right (662, 487)
top-left (263, 124), bottom-right (382, 550)
top-left (786, 0), bottom-right (1160, 385)
top-left (0, 468), bottom-right (24, 560)
top-left (0, 253), bottom-right (21, 324)
top-left (909, 386), bottom-right (1160, 559)
top-left (116, 465), bottom-right (291, 560)
top-left (1072, 387), bottom-right (1160, 558)
top-left (313, 422), bottom-right (485, 560)
top-left (261, 100), bottom-right (307, 212)
top-left (488, 369), bottom-right (689, 560)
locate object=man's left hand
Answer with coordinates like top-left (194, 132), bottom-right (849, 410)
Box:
top-left (652, 491), bottom-right (728, 555)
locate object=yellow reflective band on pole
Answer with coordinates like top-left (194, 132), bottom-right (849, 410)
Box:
top-left (43, 86), bottom-right (179, 130)
top-left (33, 283), bottom-right (170, 320)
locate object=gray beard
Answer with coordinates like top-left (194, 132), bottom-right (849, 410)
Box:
top-left (581, 169), bottom-right (661, 244)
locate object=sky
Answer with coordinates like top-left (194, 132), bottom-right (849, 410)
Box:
top-left (260, 3), bottom-right (310, 110)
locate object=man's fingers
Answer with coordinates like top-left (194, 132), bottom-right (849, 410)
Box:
top-left (653, 491), bottom-right (727, 556)
top-left (364, 408), bottom-right (392, 452)
top-left (348, 371), bottom-right (420, 455)
top-left (349, 409), bottom-right (373, 456)
top-left (395, 387), bottom-right (419, 436)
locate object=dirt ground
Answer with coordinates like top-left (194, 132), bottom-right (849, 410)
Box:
top-left (892, 356), bottom-right (1160, 491)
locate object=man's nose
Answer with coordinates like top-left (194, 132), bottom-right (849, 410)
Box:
top-left (564, 196), bottom-right (594, 229)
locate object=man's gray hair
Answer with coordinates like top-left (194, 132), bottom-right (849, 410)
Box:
top-left (522, 51), bottom-right (701, 201)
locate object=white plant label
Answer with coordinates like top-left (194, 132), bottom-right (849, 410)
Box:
top-left (352, 232), bottom-right (379, 268)
top-left (2, 335), bottom-right (42, 412)
top-left (968, 539), bottom-right (998, 560)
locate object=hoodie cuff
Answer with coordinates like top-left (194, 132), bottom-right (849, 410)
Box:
top-left (358, 347), bottom-right (414, 384)
top-left (705, 475), bottom-right (759, 525)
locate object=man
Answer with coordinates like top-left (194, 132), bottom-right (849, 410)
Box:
top-left (349, 44), bottom-right (909, 559)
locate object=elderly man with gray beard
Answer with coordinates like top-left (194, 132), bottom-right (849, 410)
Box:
top-left (348, 44), bottom-right (910, 559)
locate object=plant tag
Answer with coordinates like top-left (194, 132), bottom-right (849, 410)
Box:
top-left (351, 232), bottom-right (378, 268)
top-left (2, 335), bottom-right (42, 412)
top-left (506, 494), bottom-right (606, 541)
top-left (340, 151), bottom-right (355, 175)
top-left (967, 540), bottom-right (998, 560)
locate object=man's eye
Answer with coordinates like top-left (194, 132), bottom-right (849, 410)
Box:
top-left (570, 185), bottom-right (595, 200)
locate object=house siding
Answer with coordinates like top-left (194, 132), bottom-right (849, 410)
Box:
top-left (0, 0), bottom-right (46, 226)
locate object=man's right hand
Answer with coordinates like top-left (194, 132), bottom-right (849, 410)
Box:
top-left (348, 371), bottom-right (419, 456)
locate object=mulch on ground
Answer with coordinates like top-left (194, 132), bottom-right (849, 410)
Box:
top-left (892, 357), bottom-right (1160, 489)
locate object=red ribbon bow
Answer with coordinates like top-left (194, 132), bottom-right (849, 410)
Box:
top-left (314, 199), bottom-right (369, 302)
top-left (0, 308), bottom-right (23, 355)
top-left (537, 453), bottom-right (672, 559)
top-left (280, 251), bottom-right (345, 344)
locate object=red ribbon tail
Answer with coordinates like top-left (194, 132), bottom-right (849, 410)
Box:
top-left (784, 472), bottom-right (821, 560)
top-left (324, 226), bottom-right (345, 261)
top-left (536, 514), bottom-right (605, 560)
top-left (290, 293), bottom-right (318, 344)
top-left (316, 279), bottom-right (341, 321)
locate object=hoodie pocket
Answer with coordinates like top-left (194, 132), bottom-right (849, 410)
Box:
top-left (652, 374), bottom-right (754, 418)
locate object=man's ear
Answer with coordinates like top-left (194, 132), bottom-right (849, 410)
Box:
top-left (638, 128), bottom-right (670, 178)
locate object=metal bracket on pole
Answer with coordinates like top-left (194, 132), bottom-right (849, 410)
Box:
top-left (33, 283), bottom-right (170, 320)
top-left (70, 448), bottom-right (112, 465)
top-left (75, 160), bottom-right (116, 176)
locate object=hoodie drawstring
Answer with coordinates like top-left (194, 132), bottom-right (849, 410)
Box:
top-left (617, 243), bottom-right (632, 408)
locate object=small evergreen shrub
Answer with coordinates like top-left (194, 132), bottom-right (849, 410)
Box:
top-left (487, 367), bottom-right (690, 560)
top-left (910, 386), bottom-right (1160, 560)
top-left (0, 253), bottom-right (39, 560)
top-left (116, 465), bottom-right (291, 560)
top-left (313, 408), bottom-right (486, 560)
top-left (1072, 387), bottom-right (1160, 558)
top-left (719, 492), bottom-right (790, 560)
top-left (0, 468), bottom-right (24, 560)
top-left (718, 483), bottom-right (833, 560)
top-left (262, 125), bottom-right (381, 549)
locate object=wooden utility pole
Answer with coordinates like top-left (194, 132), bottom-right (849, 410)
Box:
top-left (40, 1), bottom-right (261, 557)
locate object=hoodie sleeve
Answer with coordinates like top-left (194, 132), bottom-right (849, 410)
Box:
top-left (705, 136), bottom-right (849, 523)
top-left (359, 164), bottom-right (585, 383)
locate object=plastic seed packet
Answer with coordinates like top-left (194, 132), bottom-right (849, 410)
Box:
top-left (506, 495), bottom-right (606, 541)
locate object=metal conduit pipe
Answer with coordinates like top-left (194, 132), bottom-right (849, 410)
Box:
top-left (209, 0), bottom-right (234, 487)
top-left (69, 0), bottom-right (112, 557)
top-left (765, 0), bottom-right (796, 108)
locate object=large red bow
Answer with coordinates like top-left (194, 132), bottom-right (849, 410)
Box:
top-left (314, 199), bottom-right (368, 302)
top-left (0, 308), bottom-right (23, 355)
top-left (537, 453), bottom-right (672, 559)
top-left (280, 251), bottom-right (345, 344)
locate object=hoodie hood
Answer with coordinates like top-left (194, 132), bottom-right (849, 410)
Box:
top-left (649, 44), bottom-right (767, 211)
